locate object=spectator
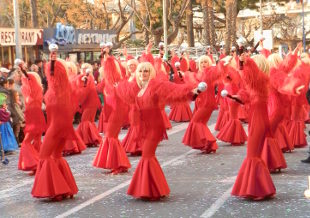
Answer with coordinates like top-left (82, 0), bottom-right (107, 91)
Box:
top-left (35, 59), bottom-right (48, 93)
top-left (0, 67), bottom-right (10, 78)
top-left (9, 90), bottom-right (24, 145)
top-left (93, 62), bottom-right (100, 83)
top-left (0, 93), bottom-right (18, 154)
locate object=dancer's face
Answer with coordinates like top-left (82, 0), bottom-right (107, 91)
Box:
top-left (128, 64), bottom-right (137, 74)
top-left (138, 68), bottom-right (150, 82)
top-left (200, 60), bottom-right (209, 70)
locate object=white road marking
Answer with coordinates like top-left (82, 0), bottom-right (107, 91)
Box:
top-left (200, 186), bottom-right (233, 218)
top-left (56, 122), bottom-right (215, 218)
top-left (0, 179), bottom-right (33, 197)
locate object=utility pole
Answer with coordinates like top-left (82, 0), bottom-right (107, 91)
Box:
top-left (302, 0), bottom-right (306, 52)
top-left (163, 0), bottom-right (168, 59)
top-left (13, 0), bottom-right (22, 59)
top-left (260, 0), bottom-right (263, 34)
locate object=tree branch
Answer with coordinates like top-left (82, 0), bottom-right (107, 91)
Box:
top-left (123, 0), bottom-right (151, 32)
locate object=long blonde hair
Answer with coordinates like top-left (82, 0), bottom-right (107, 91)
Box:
top-left (198, 55), bottom-right (213, 72)
top-left (136, 62), bottom-right (156, 88)
top-left (252, 54), bottom-right (270, 76)
top-left (268, 53), bottom-right (283, 69)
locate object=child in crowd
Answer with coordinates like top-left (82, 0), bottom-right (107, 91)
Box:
top-left (0, 93), bottom-right (18, 154)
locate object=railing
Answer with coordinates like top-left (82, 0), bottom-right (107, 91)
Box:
top-left (113, 46), bottom-right (219, 61)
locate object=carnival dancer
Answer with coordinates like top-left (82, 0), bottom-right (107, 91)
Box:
top-left (76, 63), bottom-right (102, 147)
top-left (267, 50), bottom-right (298, 153)
top-left (216, 57), bottom-right (247, 145)
top-left (182, 55), bottom-right (220, 153)
top-left (287, 58), bottom-right (310, 149)
top-left (251, 55), bottom-right (287, 172)
top-left (117, 62), bottom-right (198, 200)
top-left (93, 42), bottom-right (131, 174)
top-left (121, 59), bottom-right (143, 155)
top-left (17, 62), bottom-right (46, 173)
top-left (62, 61), bottom-right (87, 155)
top-left (231, 54), bottom-right (275, 200)
top-left (31, 44), bottom-right (78, 200)
top-left (168, 62), bottom-right (193, 122)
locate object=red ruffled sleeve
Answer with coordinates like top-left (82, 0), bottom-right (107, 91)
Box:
top-left (241, 57), bottom-right (269, 97)
top-left (140, 53), bottom-right (155, 66)
top-left (278, 53), bottom-right (298, 74)
top-left (148, 78), bottom-right (195, 105)
top-left (116, 80), bottom-right (140, 105)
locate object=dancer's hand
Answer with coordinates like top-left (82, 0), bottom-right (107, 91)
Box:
top-left (296, 85), bottom-right (305, 95)
top-left (293, 42), bottom-right (302, 55)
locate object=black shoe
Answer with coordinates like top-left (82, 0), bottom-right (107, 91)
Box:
top-left (301, 156), bottom-right (310, 163)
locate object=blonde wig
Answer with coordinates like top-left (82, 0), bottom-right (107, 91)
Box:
top-left (136, 62), bottom-right (156, 88)
top-left (198, 55), bottom-right (213, 72)
top-left (268, 53), bottom-right (283, 69)
top-left (81, 63), bottom-right (93, 75)
top-left (66, 61), bottom-right (78, 78)
top-left (126, 59), bottom-right (139, 76)
top-left (221, 55), bottom-right (237, 69)
top-left (252, 54), bottom-right (270, 76)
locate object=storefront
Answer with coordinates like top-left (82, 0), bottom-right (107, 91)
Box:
top-left (43, 23), bottom-right (116, 63)
top-left (0, 28), bottom-right (43, 66)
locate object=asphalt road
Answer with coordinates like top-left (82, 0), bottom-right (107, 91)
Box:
top-left (1, 108), bottom-right (310, 218)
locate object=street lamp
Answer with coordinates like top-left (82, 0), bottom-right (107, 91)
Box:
top-left (13, 0), bottom-right (22, 59)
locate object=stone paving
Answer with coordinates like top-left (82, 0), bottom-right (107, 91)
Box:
top-left (1, 109), bottom-right (310, 218)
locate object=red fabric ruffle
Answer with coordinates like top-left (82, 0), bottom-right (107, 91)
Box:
top-left (127, 156), bottom-right (170, 198)
top-left (77, 121), bottom-right (102, 146)
top-left (261, 137), bottom-right (287, 171)
top-left (18, 141), bottom-right (39, 171)
top-left (216, 119), bottom-right (247, 145)
top-left (31, 158), bottom-right (78, 198)
top-left (93, 137), bottom-right (131, 170)
top-left (183, 121), bottom-right (218, 152)
top-left (168, 102), bottom-right (192, 122)
top-left (63, 131), bottom-right (87, 155)
top-left (122, 126), bottom-right (143, 154)
top-left (231, 157), bottom-right (276, 200)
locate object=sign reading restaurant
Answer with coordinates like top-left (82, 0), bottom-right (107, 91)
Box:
top-left (43, 23), bottom-right (116, 51)
top-left (0, 28), bottom-right (43, 46)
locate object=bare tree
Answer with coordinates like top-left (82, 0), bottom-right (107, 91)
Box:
top-left (186, 0), bottom-right (194, 47)
top-left (202, 1), bottom-right (211, 45)
top-left (112, 0), bottom-right (143, 48)
top-left (29, 0), bottom-right (38, 27)
top-left (124, 0), bottom-right (190, 45)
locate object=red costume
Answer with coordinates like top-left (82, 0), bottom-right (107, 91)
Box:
top-left (118, 78), bottom-right (194, 199)
top-left (231, 57), bottom-right (275, 200)
top-left (93, 57), bottom-right (131, 173)
top-left (76, 74), bottom-right (102, 147)
top-left (268, 54), bottom-right (297, 152)
top-left (285, 63), bottom-right (310, 148)
top-left (62, 72), bottom-right (87, 155)
top-left (214, 83), bottom-right (229, 131)
top-left (182, 66), bottom-right (220, 153)
top-left (168, 68), bottom-right (192, 122)
top-left (31, 60), bottom-right (78, 199)
top-left (216, 64), bottom-right (247, 145)
top-left (18, 73), bottom-right (46, 171)
top-left (121, 81), bottom-right (143, 155)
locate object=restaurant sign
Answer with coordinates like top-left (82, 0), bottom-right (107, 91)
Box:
top-left (43, 23), bottom-right (116, 51)
top-left (0, 28), bottom-right (43, 46)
